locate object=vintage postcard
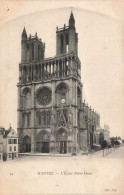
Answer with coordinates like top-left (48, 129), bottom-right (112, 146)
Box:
top-left (0, 1), bottom-right (124, 195)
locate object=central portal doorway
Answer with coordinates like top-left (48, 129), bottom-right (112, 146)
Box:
top-left (26, 143), bottom-right (31, 152)
top-left (60, 141), bottom-right (67, 154)
top-left (22, 135), bottom-right (31, 153)
top-left (56, 128), bottom-right (68, 154)
top-left (36, 130), bottom-right (50, 153)
top-left (42, 142), bottom-right (49, 153)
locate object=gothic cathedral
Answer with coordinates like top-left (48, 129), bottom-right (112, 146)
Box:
top-left (17, 12), bottom-right (100, 154)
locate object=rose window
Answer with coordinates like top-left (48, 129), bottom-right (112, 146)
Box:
top-left (36, 87), bottom-right (52, 106)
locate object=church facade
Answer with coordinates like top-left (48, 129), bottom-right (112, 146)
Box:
top-left (17, 12), bottom-right (100, 154)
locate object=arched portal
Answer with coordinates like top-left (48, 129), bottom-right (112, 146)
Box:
top-left (56, 128), bottom-right (68, 154)
top-left (36, 130), bottom-right (50, 153)
top-left (22, 135), bottom-right (31, 152)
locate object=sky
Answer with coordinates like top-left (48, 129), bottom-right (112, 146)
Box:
top-left (0, 1), bottom-right (124, 138)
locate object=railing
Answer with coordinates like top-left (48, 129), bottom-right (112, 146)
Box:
top-left (102, 146), bottom-right (119, 157)
top-left (27, 35), bottom-right (45, 46)
top-left (57, 26), bottom-right (69, 32)
top-left (19, 52), bottom-right (81, 84)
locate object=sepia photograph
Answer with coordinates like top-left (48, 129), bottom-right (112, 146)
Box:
top-left (0, 1), bottom-right (124, 195)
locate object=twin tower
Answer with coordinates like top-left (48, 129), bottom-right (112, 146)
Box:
top-left (21, 12), bottom-right (78, 63)
top-left (17, 12), bottom-right (99, 154)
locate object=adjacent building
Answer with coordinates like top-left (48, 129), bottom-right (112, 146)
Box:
top-left (3, 127), bottom-right (18, 160)
top-left (17, 12), bottom-right (103, 154)
top-left (0, 127), bottom-right (4, 161)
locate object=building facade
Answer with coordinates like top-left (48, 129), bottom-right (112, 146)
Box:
top-left (17, 12), bottom-right (101, 154)
top-left (3, 127), bottom-right (18, 160)
top-left (0, 127), bottom-right (4, 161)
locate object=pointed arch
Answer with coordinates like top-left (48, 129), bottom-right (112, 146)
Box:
top-left (56, 128), bottom-right (68, 141)
top-left (55, 82), bottom-right (69, 93)
top-left (58, 111), bottom-right (66, 127)
top-left (36, 130), bottom-right (50, 142)
top-left (22, 87), bottom-right (31, 108)
top-left (55, 82), bottom-right (69, 105)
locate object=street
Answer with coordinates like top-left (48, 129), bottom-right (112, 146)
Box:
top-left (90, 145), bottom-right (124, 159)
top-left (0, 146), bottom-right (124, 195)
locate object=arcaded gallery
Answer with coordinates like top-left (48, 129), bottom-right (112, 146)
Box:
top-left (17, 12), bottom-right (100, 155)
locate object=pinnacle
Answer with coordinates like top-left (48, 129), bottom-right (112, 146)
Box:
top-left (69, 11), bottom-right (75, 27)
top-left (22, 26), bottom-right (27, 35)
top-left (70, 11), bottom-right (74, 20)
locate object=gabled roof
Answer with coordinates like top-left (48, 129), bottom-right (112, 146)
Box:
top-left (3, 128), bottom-right (18, 138)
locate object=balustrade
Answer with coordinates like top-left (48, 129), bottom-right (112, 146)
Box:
top-left (19, 53), bottom-right (80, 83)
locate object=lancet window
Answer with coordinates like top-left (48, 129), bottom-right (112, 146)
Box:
top-left (22, 88), bottom-right (31, 109)
top-left (36, 110), bottom-right (51, 126)
top-left (22, 112), bottom-right (31, 127)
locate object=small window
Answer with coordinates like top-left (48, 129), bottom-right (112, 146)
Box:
top-left (14, 146), bottom-right (16, 151)
top-left (14, 139), bottom-right (17, 144)
top-left (9, 153), bottom-right (11, 158)
top-left (8, 139), bottom-right (12, 144)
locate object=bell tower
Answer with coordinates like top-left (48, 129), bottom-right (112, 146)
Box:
top-left (56, 12), bottom-right (78, 55)
top-left (21, 27), bottom-right (45, 63)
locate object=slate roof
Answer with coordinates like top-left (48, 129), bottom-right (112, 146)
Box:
top-left (3, 130), bottom-right (11, 138)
